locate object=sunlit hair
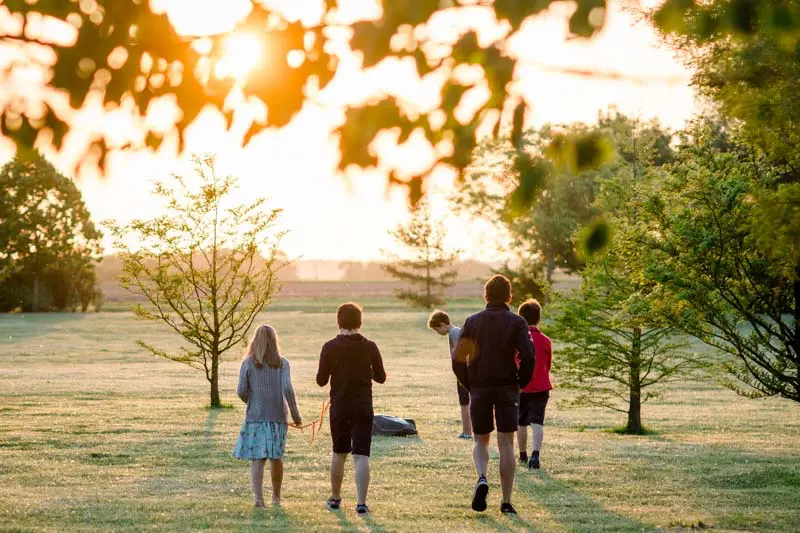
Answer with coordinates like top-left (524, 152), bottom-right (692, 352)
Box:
top-left (246, 324), bottom-right (281, 369)
top-left (518, 299), bottom-right (542, 326)
top-left (337, 302), bottom-right (362, 330)
top-left (485, 274), bottom-right (512, 304)
top-left (427, 309), bottom-right (451, 329)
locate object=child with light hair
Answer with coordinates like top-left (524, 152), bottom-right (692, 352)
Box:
top-left (234, 324), bottom-right (303, 507)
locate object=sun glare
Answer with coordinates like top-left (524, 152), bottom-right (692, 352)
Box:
top-left (218, 31), bottom-right (263, 81)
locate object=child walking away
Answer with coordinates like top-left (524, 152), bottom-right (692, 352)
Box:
top-left (516, 299), bottom-right (553, 470)
top-left (428, 310), bottom-right (472, 439)
top-left (234, 325), bottom-right (302, 507)
top-left (317, 302), bottom-right (386, 516)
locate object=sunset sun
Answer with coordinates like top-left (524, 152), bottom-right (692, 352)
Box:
top-left (218, 31), bottom-right (263, 80)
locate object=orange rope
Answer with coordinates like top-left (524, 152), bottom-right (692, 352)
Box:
top-left (289, 399), bottom-right (330, 444)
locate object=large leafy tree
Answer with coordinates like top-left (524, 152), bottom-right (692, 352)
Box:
top-left (0, 149), bottom-right (102, 311)
top-left (643, 122), bottom-right (798, 403)
top-left (650, 6), bottom-right (800, 403)
top-left (452, 125), bottom-right (599, 284)
top-left (382, 200), bottom-right (459, 309)
top-left (107, 155), bottom-right (283, 408)
top-left (452, 112), bottom-right (671, 299)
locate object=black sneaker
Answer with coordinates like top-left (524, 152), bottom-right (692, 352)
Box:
top-left (528, 456), bottom-right (540, 470)
top-left (355, 504), bottom-right (369, 515)
top-left (471, 475), bottom-right (489, 512)
top-left (518, 453), bottom-right (528, 465)
top-left (326, 497), bottom-right (341, 511)
top-left (500, 502), bottom-right (517, 515)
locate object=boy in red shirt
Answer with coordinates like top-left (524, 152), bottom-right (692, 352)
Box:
top-left (517, 299), bottom-right (553, 470)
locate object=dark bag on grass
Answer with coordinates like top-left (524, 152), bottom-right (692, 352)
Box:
top-left (372, 414), bottom-right (418, 437)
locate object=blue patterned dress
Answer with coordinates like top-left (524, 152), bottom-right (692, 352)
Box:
top-left (233, 421), bottom-right (288, 460)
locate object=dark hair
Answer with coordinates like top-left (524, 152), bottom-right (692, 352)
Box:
top-left (337, 302), bottom-right (363, 330)
top-left (518, 299), bottom-right (542, 325)
top-left (484, 274), bottom-right (512, 304)
top-left (427, 310), bottom-right (451, 329)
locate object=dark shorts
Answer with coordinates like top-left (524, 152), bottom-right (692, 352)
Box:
top-left (330, 410), bottom-right (373, 457)
top-left (457, 382), bottom-right (470, 406)
top-left (519, 390), bottom-right (550, 426)
top-left (469, 385), bottom-right (519, 435)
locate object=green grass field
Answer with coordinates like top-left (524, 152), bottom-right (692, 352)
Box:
top-left (1, 302), bottom-right (799, 532)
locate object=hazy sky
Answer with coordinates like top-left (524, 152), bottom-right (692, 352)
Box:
top-left (5, 1), bottom-right (698, 262)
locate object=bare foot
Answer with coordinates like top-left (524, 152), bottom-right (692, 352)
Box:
top-left (254, 500), bottom-right (265, 508)
top-left (271, 499), bottom-right (281, 507)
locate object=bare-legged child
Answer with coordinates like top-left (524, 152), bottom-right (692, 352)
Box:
top-left (516, 299), bottom-right (553, 470)
top-left (317, 302), bottom-right (387, 516)
top-left (234, 325), bottom-right (302, 507)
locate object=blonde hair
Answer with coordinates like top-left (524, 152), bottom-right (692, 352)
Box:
top-left (246, 324), bottom-right (281, 369)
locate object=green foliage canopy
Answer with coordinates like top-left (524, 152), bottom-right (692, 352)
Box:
top-left (0, 149), bottom-right (102, 311)
top-left (643, 122), bottom-right (799, 402)
top-left (1, 0), bottom-right (768, 204)
top-left (550, 118), bottom-right (696, 433)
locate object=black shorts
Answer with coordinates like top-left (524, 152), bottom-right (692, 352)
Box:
top-left (330, 409), bottom-right (373, 457)
top-left (456, 381), bottom-right (470, 406)
top-left (469, 385), bottom-right (519, 435)
top-left (519, 390), bottom-right (550, 426)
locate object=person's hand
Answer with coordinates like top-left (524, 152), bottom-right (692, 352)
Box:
top-left (292, 419), bottom-right (303, 427)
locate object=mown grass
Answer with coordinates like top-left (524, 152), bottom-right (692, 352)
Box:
top-left (1, 305), bottom-right (799, 532)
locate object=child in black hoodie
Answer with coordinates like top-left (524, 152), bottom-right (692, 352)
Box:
top-left (317, 302), bottom-right (386, 515)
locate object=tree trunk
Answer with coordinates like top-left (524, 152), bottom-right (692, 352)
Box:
top-left (32, 274), bottom-right (40, 312)
top-left (209, 352), bottom-right (221, 408)
top-left (794, 265), bottom-right (800, 401)
top-left (546, 255), bottom-right (555, 284)
top-left (626, 327), bottom-right (643, 434)
top-left (426, 248), bottom-right (432, 309)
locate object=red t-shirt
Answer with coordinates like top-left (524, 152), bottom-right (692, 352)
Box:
top-left (521, 326), bottom-right (553, 393)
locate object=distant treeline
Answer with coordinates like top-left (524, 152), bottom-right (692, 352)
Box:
top-left (96, 255), bottom-right (495, 283)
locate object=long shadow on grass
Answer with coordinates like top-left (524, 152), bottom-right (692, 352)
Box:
top-left (517, 472), bottom-right (658, 532)
top-left (205, 408), bottom-right (220, 448)
top-left (477, 514), bottom-right (541, 532)
top-left (246, 506), bottom-right (292, 532)
top-left (327, 509), bottom-right (388, 533)
top-left (635, 442), bottom-right (800, 531)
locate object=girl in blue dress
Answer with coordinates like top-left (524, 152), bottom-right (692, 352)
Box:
top-left (234, 325), bottom-right (302, 507)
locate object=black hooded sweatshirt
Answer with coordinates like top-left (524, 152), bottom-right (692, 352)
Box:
top-left (316, 334), bottom-right (386, 415)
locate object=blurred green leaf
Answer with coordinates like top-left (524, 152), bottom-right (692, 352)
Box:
top-left (578, 217), bottom-right (613, 257)
top-left (507, 153), bottom-right (549, 216)
top-left (547, 130), bottom-right (614, 173)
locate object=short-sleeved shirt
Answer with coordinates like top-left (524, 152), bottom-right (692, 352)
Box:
top-left (447, 326), bottom-right (461, 359)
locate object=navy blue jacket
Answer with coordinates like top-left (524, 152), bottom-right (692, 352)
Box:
top-left (454, 303), bottom-right (535, 390)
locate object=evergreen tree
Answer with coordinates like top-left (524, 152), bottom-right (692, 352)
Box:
top-left (552, 120), bottom-right (696, 434)
top-left (382, 201), bottom-right (459, 309)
